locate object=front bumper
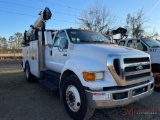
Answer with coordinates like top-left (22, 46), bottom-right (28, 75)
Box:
top-left (85, 79), bottom-right (154, 108)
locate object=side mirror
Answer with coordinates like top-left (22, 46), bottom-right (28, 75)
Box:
top-left (24, 30), bottom-right (30, 42)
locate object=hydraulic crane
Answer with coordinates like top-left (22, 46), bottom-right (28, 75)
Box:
top-left (22, 7), bottom-right (52, 45)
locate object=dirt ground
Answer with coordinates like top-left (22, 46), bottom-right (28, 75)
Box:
top-left (0, 62), bottom-right (160, 120)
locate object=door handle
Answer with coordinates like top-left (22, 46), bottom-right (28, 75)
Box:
top-left (50, 51), bottom-right (52, 56)
top-left (63, 54), bottom-right (67, 56)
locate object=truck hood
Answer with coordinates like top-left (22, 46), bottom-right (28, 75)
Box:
top-left (73, 44), bottom-right (146, 55)
top-left (68, 43), bottom-right (150, 74)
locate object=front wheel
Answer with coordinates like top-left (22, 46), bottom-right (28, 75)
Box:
top-left (62, 75), bottom-right (95, 120)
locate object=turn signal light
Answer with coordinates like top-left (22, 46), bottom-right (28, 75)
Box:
top-left (83, 72), bottom-right (96, 82)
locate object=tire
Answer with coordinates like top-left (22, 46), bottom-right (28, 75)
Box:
top-left (25, 63), bottom-right (36, 82)
top-left (62, 75), bottom-right (95, 120)
top-left (154, 87), bottom-right (160, 92)
top-left (154, 77), bottom-right (160, 91)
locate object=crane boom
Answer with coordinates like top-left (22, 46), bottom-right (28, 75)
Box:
top-left (22, 7), bottom-right (52, 45)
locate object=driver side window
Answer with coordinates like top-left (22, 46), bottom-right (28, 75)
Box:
top-left (54, 35), bottom-right (60, 47)
top-left (53, 31), bottom-right (68, 49)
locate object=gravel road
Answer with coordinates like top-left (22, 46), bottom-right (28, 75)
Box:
top-left (0, 62), bottom-right (160, 120)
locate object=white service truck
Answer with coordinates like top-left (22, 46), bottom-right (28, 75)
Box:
top-left (22, 8), bottom-right (154, 120)
top-left (117, 38), bottom-right (160, 88)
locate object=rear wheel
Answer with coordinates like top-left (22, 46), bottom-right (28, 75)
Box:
top-left (62, 75), bottom-right (95, 120)
top-left (25, 63), bottom-right (36, 82)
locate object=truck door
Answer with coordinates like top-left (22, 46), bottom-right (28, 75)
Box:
top-left (45, 31), bottom-right (54, 69)
top-left (49, 31), bottom-right (69, 73)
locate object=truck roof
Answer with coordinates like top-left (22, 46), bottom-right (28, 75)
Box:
top-left (46, 28), bottom-right (97, 32)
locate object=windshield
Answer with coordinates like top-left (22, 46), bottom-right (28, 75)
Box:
top-left (141, 38), bottom-right (160, 48)
top-left (66, 29), bottom-right (109, 44)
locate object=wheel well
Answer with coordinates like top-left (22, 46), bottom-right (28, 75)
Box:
top-left (60, 70), bottom-right (76, 89)
top-left (151, 63), bottom-right (160, 73)
top-left (25, 60), bottom-right (29, 65)
top-left (24, 60), bottom-right (29, 71)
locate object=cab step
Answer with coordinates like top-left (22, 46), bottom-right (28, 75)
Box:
top-left (39, 80), bottom-right (58, 90)
top-left (39, 70), bottom-right (60, 90)
top-left (43, 70), bottom-right (60, 79)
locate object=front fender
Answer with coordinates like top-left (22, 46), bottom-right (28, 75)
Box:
top-left (61, 56), bottom-right (117, 90)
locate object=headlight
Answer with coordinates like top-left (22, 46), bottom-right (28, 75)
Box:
top-left (96, 72), bottom-right (104, 80)
top-left (83, 71), bottom-right (104, 82)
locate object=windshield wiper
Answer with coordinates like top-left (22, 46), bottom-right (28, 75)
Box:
top-left (80, 40), bottom-right (93, 43)
top-left (151, 45), bottom-right (160, 48)
top-left (93, 40), bottom-right (104, 43)
top-left (79, 40), bottom-right (108, 44)
top-left (92, 40), bottom-right (109, 44)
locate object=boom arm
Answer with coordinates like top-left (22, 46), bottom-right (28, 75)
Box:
top-left (103, 27), bottom-right (128, 41)
top-left (23, 7), bottom-right (52, 45)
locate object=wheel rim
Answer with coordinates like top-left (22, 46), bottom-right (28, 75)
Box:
top-left (66, 85), bottom-right (81, 112)
top-left (26, 66), bottom-right (29, 79)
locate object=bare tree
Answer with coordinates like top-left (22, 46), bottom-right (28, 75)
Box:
top-left (14, 32), bottom-right (23, 49)
top-left (8, 32), bottom-right (23, 53)
top-left (126, 8), bottom-right (148, 37)
top-left (0, 37), bottom-right (2, 50)
top-left (8, 36), bottom-right (14, 49)
top-left (144, 28), bottom-right (159, 39)
top-left (0, 37), bottom-right (7, 52)
top-left (79, 1), bottom-right (115, 32)
top-left (151, 28), bottom-right (159, 39)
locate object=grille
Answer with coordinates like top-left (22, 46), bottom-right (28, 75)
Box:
top-left (124, 57), bottom-right (149, 63)
top-left (124, 57), bottom-right (151, 81)
top-left (125, 65), bottom-right (150, 72)
top-left (107, 54), bottom-right (151, 86)
top-left (125, 72), bottom-right (150, 81)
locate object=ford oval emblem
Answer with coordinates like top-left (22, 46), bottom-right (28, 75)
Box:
top-left (136, 66), bottom-right (143, 70)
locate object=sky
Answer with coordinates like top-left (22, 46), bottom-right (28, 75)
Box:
top-left (0, 0), bottom-right (160, 40)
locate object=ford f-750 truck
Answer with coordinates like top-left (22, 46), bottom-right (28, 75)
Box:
top-left (22, 7), bottom-right (154, 120)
